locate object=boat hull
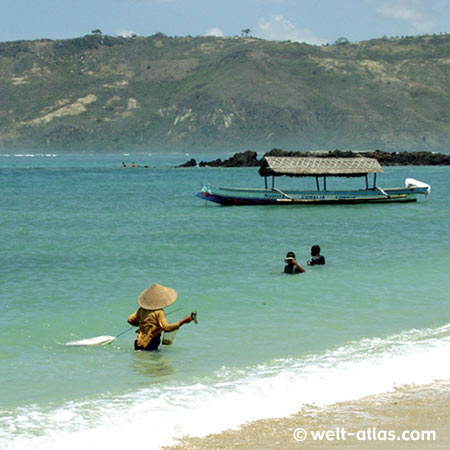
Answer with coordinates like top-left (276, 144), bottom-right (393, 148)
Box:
top-left (196, 186), bottom-right (428, 206)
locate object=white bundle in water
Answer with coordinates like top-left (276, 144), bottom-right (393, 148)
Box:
top-left (65, 336), bottom-right (116, 346)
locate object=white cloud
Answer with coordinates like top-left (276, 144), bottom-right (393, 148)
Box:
top-left (256, 15), bottom-right (325, 44)
top-left (375, 0), bottom-right (436, 32)
top-left (116, 29), bottom-right (139, 37)
top-left (206, 27), bottom-right (225, 37)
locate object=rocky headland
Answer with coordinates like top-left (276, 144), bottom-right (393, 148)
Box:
top-left (178, 149), bottom-right (450, 168)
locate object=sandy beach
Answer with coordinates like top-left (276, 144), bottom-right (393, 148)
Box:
top-left (166, 380), bottom-right (450, 450)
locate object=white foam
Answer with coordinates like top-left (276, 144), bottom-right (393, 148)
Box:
top-left (9, 153), bottom-right (57, 158)
top-left (2, 323), bottom-right (449, 450)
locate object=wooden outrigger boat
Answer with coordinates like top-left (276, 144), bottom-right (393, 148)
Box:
top-left (196, 156), bottom-right (431, 206)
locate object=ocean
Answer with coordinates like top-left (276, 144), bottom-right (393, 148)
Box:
top-left (1, 152), bottom-right (449, 449)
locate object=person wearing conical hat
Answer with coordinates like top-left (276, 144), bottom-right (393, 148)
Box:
top-left (127, 283), bottom-right (195, 351)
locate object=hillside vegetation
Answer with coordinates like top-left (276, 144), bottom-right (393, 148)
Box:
top-left (0, 33), bottom-right (449, 152)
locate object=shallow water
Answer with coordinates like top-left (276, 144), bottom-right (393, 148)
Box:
top-left (1, 153), bottom-right (449, 449)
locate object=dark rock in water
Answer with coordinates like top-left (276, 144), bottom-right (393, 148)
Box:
top-left (178, 158), bottom-right (197, 167)
top-left (265, 148), bottom-right (371, 159)
top-left (223, 150), bottom-right (260, 167)
top-left (264, 148), bottom-right (450, 166)
top-left (366, 150), bottom-right (450, 165)
top-left (199, 158), bottom-right (223, 167)
top-left (178, 148), bottom-right (450, 168)
top-left (198, 150), bottom-right (260, 167)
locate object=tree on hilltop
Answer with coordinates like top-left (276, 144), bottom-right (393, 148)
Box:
top-left (334, 37), bottom-right (349, 45)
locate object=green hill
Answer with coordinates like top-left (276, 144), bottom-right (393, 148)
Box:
top-left (0, 33), bottom-right (449, 152)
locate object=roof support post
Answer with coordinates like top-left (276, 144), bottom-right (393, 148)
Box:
top-left (264, 176), bottom-right (268, 189)
top-left (373, 173), bottom-right (377, 188)
top-left (272, 176), bottom-right (275, 188)
top-left (324, 176), bottom-right (327, 191)
top-left (365, 175), bottom-right (369, 190)
top-left (316, 176), bottom-right (320, 191)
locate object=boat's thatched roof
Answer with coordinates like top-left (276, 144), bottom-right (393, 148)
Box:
top-left (259, 157), bottom-right (383, 177)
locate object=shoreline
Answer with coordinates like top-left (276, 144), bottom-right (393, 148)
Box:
top-left (165, 380), bottom-right (450, 449)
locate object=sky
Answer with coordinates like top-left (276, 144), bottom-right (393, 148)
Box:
top-left (1, 0), bottom-right (449, 44)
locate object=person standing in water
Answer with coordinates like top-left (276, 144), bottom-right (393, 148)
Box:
top-left (307, 245), bottom-right (326, 265)
top-left (127, 283), bottom-right (195, 351)
top-left (284, 251), bottom-right (306, 274)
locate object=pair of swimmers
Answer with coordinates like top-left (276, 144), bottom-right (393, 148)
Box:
top-left (128, 246), bottom-right (326, 352)
top-left (284, 245), bottom-right (325, 274)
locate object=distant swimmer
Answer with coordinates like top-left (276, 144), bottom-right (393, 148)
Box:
top-left (284, 251), bottom-right (306, 274)
top-left (307, 245), bottom-right (325, 265)
top-left (131, 162), bottom-right (136, 168)
top-left (122, 162), bottom-right (127, 168)
top-left (127, 283), bottom-right (196, 351)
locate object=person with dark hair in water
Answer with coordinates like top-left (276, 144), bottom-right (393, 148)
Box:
top-left (284, 251), bottom-right (306, 274)
top-left (307, 245), bottom-right (325, 266)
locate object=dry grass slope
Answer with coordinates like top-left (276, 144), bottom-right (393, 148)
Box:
top-left (0, 33), bottom-right (449, 152)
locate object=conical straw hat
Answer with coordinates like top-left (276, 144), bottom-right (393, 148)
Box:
top-left (138, 283), bottom-right (178, 310)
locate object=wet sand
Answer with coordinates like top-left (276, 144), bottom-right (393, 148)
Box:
top-left (165, 381), bottom-right (450, 449)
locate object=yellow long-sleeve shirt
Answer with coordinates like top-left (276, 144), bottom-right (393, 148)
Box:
top-left (127, 308), bottom-right (181, 348)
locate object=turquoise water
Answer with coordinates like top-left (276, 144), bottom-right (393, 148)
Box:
top-left (1, 153), bottom-right (449, 449)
